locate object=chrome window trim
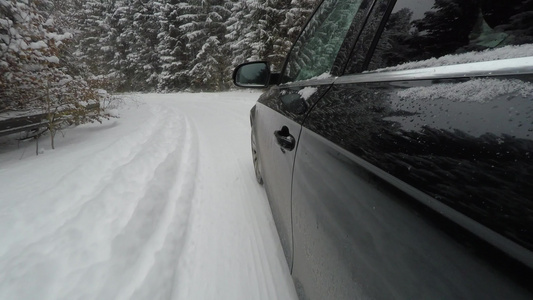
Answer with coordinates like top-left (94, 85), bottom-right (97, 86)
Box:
top-left (336, 57), bottom-right (533, 84)
top-left (279, 76), bottom-right (337, 88)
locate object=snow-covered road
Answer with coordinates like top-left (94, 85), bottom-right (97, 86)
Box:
top-left (0, 92), bottom-right (297, 300)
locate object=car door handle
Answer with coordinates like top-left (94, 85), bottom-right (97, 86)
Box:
top-left (274, 126), bottom-right (295, 152)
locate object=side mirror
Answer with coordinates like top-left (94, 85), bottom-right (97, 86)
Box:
top-left (233, 62), bottom-right (271, 88)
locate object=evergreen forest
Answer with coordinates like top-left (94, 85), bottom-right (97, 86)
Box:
top-left (1, 0), bottom-right (319, 113)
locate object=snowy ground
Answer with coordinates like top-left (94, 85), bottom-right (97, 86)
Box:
top-left (0, 92), bottom-right (297, 300)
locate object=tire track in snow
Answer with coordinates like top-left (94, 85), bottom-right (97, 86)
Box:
top-left (0, 102), bottom-right (198, 300)
top-left (0, 103), bottom-right (161, 258)
top-left (66, 104), bottom-right (198, 300)
top-left (0, 104), bottom-right (166, 299)
top-left (241, 177), bottom-right (280, 300)
top-left (233, 150), bottom-right (292, 300)
top-left (112, 114), bottom-right (199, 300)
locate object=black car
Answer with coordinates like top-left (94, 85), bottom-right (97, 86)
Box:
top-left (233, 0), bottom-right (533, 299)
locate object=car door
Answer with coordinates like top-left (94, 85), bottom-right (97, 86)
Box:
top-left (291, 0), bottom-right (533, 299)
top-left (253, 0), bottom-right (371, 269)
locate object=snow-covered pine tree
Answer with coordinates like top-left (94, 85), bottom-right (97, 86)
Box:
top-left (185, 0), bottom-right (232, 91)
top-left (77, 0), bottom-right (134, 91)
top-left (225, 0), bottom-right (318, 75)
top-left (0, 0), bottom-right (74, 110)
top-left (1, 0), bottom-right (112, 148)
top-left (262, 0), bottom-right (290, 70)
top-left (106, 0), bottom-right (135, 91)
top-left (129, 0), bottom-right (163, 91)
top-left (104, 0), bottom-right (164, 92)
top-left (224, 0), bottom-right (271, 74)
top-left (3, 0), bottom-right (325, 96)
top-left (243, 1), bottom-right (271, 63)
top-left (1, 0), bottom-right (54, 110)
top-left (157, 0), bottom-right (191, 91)
top-left (225, 0), bottom-right (258, 67)
top-left (283, 0), bottom-right (318, 46)
top-left (74, 0), bottom-right (110, 76)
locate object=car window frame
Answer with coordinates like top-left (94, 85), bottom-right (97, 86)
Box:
top-left (278, 0), bottom-right (376, 86)
top-left (343, 0), bottom-right (394, 75)
top-left (346, 0), bottom-right (533, 75)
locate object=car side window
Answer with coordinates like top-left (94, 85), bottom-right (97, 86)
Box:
top-left (281, 0), bottom-right (364, 83)
top-left (366, 0), bottom-right (533, 72)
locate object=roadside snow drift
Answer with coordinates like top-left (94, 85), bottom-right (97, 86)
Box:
top-left (0, 92), bottom-right (297, 300)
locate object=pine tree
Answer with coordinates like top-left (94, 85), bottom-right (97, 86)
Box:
top-left (157, 0), bottom-right (191, 91)
top-left (75, 0), bottom-right (111, 75)
top-left (282, 0), bottom-right (318, 51)
top-left (106, 0), bottom-right (134, 91)
top-left (186, 0), bottom-right (231, 91)
top-left (1, 0), bottom-right (112, 147)
top-left (262, 0), bottom-right (291, 70)
top-left (1, 0), bottom-right (73, 110)
top-left (226, 0), bottom-right (318, 74)
top-left (128, 0), bottom-right (162, 91)
top-left (225, 0), bottom-right (259, 66)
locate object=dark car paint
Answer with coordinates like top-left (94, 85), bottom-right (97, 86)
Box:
top-left (253, 84), bottom-right (334, 267)
top-left (292, 127), bottom-right (533, 299)
top-left (245, 0), bottom-right (533, 298)
top-left (290, 71), bottom-right (533, 299)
